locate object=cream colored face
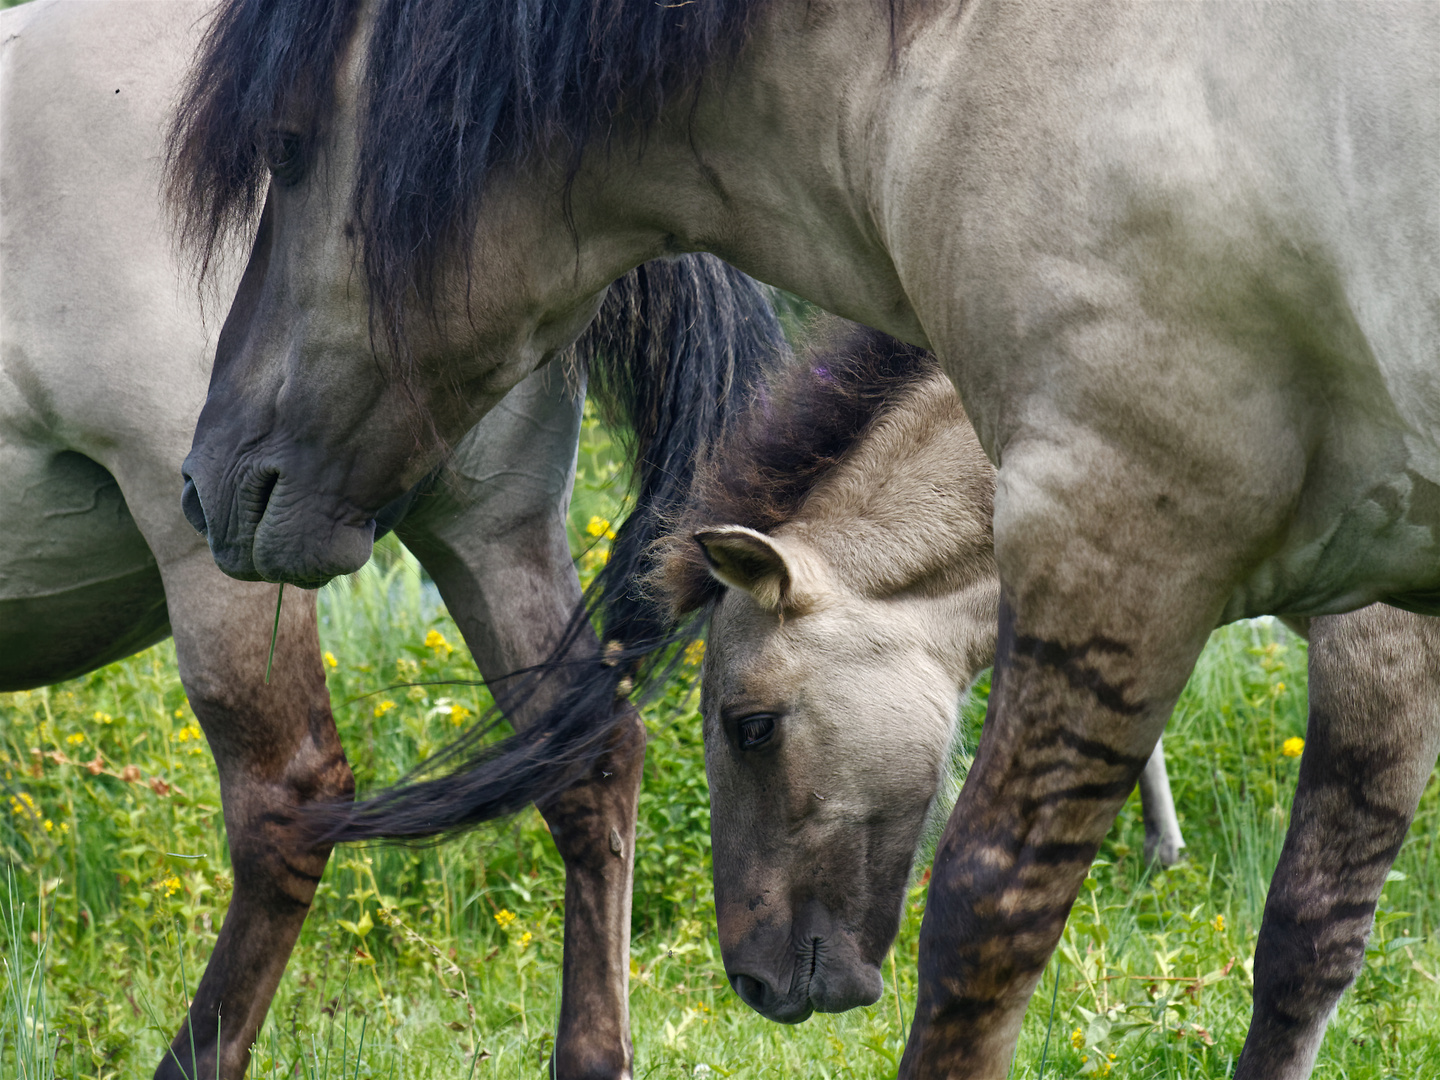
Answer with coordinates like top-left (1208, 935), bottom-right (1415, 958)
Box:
top-left (696, 527), bottom-right (963, 1022)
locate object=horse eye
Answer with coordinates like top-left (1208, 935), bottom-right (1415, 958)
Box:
top-left (737, 714), bottom-right (776, 751)
top-left (265, 132), bottom-right (304, 186)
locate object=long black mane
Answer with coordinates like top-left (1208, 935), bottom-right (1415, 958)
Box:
top-left (168, 0), bottom-right (768, 348)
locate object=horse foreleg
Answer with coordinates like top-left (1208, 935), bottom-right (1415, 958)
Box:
top-left (534, 706), bottom-right (645, 1079)
top-left (900, 590), bottom-right (1201, 1077)
top-left (153, 552), bottom-right (352, 1080)
top-left (1235, 604), bottom-right (1440, 1080)
top-left (1138, 736), bottom-right (1185, 866)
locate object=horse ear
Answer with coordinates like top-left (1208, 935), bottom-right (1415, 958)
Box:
top-left (693, 525), bottom-right (826, 614)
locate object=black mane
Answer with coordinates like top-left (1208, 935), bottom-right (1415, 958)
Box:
top-left (654, 319), bottom-right (939, 616)
top-left (168, 0), bottom-right (768, 349)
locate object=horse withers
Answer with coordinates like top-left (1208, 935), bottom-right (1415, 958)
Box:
top-left (1, 4), bottom-right (786, 1077)
top-left (168, 1), bottom-right (1440, 1076)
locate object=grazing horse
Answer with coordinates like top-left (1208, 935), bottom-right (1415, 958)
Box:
top-left (648, 323), bottom-right (1185, 1025)
top-left (167, 1), bottom-right (1440, 1077)
top-left (0, 4), bottom-right (786, 1078)
top-left (650, 321), bottom-right (1438, 1040)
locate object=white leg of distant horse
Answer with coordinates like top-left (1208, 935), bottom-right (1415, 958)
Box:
top-left (1138, 737), bottom-right (1185, 866)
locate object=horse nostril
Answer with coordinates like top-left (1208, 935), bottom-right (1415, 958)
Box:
top-left (731, 973), bottom-right (769, 1012)
top-left (181, 476), bottom-right (208, 536)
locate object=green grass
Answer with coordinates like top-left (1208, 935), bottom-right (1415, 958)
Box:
top-left (5, 410), bottom-right (1440, 1079)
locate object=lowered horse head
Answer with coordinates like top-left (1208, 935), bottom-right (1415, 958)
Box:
top-left (653, 324), bottom-right (998, 1022)
top-left (166, 0), bottom-right (835, 586)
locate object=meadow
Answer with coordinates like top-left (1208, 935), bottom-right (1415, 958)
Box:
top-left (6, 399), bottom-right (1440, 1080)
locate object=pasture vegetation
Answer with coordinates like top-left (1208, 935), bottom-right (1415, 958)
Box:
top-left (5, 403), bottom-right (1440, 1080)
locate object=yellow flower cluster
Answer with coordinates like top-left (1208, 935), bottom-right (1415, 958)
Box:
top-left (373, 699), bottom-right (397, 718)
top-left (449, 704), bottom-right (472, 727)
top-left (494, 908), bottom-right (517, 929)
top-left (586, 516), bottom-right (617, 540)
top-left (1282, 737), bottom-right (1305, 758)
top-left (1071, 1028), bottom-right (1084, 1050)
top-left (173, 722), bottom-right (203, 744)
top-left (162, 875), bottom-right (181, 897)
top-left (324, 651), bottom-right (339, 669)
top-left (425, 629), bottom-right (454, 655)
top-left (92, 711), bottom-right (112, 724)
top-left (1211, 914), bottom-right (1225, 933)
top-left (683, 639), bottom-right (706, 667)
top-left (66, 732), bottom-right (86, 746)
top-left (10, 792), bottom-right (35, 817)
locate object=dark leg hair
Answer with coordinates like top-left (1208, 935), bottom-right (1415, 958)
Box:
top-left (1236, 604), bottom-right (1440, 1080)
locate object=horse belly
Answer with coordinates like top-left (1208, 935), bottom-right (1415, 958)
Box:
top-left (0, 446), bottom-right (169, 690)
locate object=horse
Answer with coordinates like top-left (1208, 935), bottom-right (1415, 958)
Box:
top-left (647, 322), bottom-right (1187, 1026)
top-left (0, 4), bottom-right (787, 1077)
top-left (166, 1), bottom-right (1440, 1077)
top-left (649, 319), bottom-right (1440, 1036)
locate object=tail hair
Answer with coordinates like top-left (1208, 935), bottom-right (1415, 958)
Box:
top-left (305, 255), bottom-right (789, 842)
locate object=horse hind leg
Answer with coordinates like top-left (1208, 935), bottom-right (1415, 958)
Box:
top-left (152, 550), bottom-right (353, 1080)
top-left (1138, 735), bottom-right (1186, 866)
top-left (1235, 604), bottom-right (1440, 1080)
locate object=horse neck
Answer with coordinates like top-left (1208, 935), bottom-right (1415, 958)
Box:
top-left (786, 373), bottom-right (1001, 685)
top-left (578, 0), bottom-right (931, 346)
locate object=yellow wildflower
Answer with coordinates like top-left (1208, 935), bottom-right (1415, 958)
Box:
top-left (162, 875), bottom-right (181, 897)
top-left (173, 723), bottom-right (202, 744)
top-left (324, 651), bottom-right (339, 668)
top-left (518, 931), bottom-right (532, 949)
top-left (683, 639), bottom-right (706, 667)
top-left (10, 792), bottom-right (35, 816)
top-left (1211, 914), bottom-right (1225, 933)
top-left (586, 516), bottom-right (617, 540)
top-left (425, 629), bottom-right (454, 655)
top-left (1282, 737), bottom-right (1305, 758)
top-left (494, 908), bottom-right (517, 929)
top-left (65, 732), bottom-right (85, 746)
top-left (1274, 681), bottom-right (1286, 694)
top-left (174, 708), bottom-right (184, 719)
top-left (1071, 1028), bottom-right (1084, 1051)
top-left (93, 711), bottom-right (112, 724)
top-left (373, 699), bottom-right (397, 718)
top-left (43, 819), bottom-right (54, 833)
top-left (449, 704), bottom-right (472, 727)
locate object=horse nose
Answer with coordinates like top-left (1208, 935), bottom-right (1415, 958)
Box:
top-left (181, 475), bottom-right (208, 536)
top-left (727, 971), bottom-right (812, 1023)
top-left (730, 972), bottom-right (771, 1013)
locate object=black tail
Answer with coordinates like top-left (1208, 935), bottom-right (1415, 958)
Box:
top-left (307, 255), bottom-right (789, 843)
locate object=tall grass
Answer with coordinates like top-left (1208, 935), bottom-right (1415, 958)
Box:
top-left (5, 405), bottom-right (1440, 1076)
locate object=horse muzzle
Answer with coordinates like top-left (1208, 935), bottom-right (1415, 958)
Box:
top-left (722, 913), bottom-right (884, 1024)
top-left (180, 455), bottom-right (381, 588)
